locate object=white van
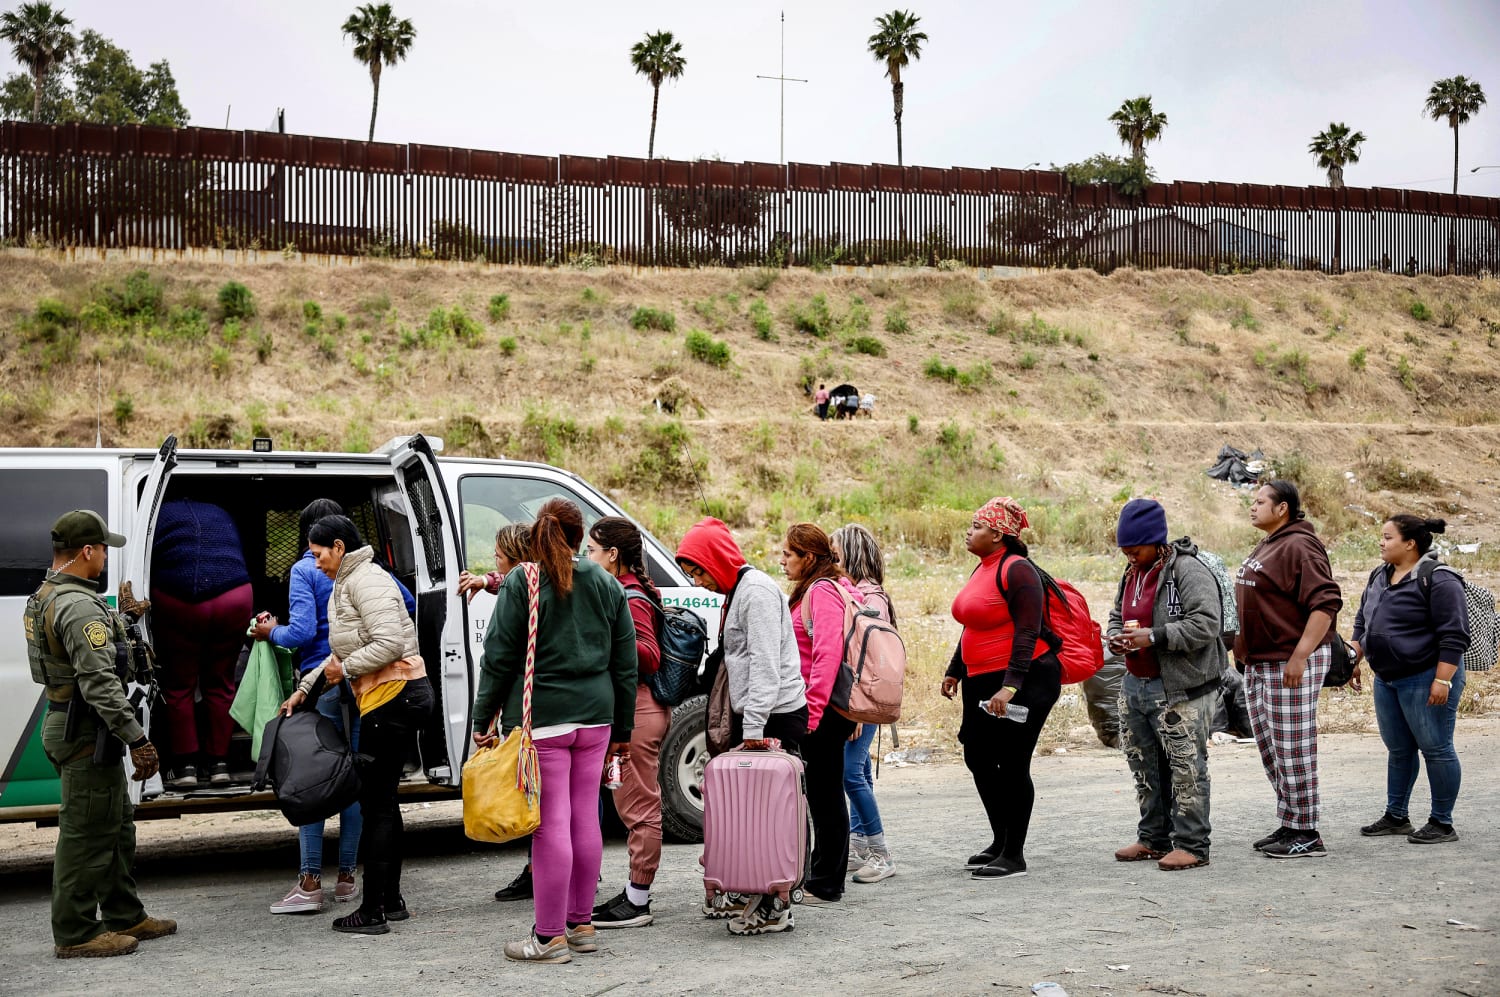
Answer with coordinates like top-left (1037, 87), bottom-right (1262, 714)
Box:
top-left (0, 434), bottom-right (718, 842)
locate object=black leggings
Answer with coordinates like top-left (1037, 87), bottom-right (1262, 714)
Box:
top-left (802, 709), bottom-right (856, 900)
top-left (357, 678), bottom-right (433, 916)
top-left (958, 655), bottom-right (1062, 863)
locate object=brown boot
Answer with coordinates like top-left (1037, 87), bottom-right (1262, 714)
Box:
top-left (117, 916), bottom-right (178, 941)
top-left (55, 932), bottom-right (139, 959)
top-left (1157, 848), bottom-right (1210, 871)
top-left (1114, 841), bottom-right (1168, 862)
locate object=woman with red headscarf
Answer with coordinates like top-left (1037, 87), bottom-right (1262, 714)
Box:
top-left (940, 497), bottom-right (1063, 880)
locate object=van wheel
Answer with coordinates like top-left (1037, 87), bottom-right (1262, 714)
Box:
top-left (659, 694), bottom-right (708, 844)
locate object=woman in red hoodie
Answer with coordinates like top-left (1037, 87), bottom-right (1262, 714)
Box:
top-left (781, 523), bottom-right (863, 904)
top-left (586, 517), bottom-right (665, 929)
top-left (940, 497), bottom-right (1062, 881)
top-left (1235, 480), bottom-right (1343, 859)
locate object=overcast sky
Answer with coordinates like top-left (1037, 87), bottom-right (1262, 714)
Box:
top-left (11, 0), bottom-right (1499, 194)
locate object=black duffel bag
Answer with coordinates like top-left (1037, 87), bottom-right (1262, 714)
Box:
top-left (253, 696), bottom-right (363, 827)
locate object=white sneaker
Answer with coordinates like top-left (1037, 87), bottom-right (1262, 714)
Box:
top-left (847, 840), bottom-right (872, 872)
top-left (503, 933), bottom-right (572, 964)
top-left (852, 852), bottom-right (896, 883)
top-left (728, 895), bottom-right (794, 935)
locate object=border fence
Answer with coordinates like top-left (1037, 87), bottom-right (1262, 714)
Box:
top-left (2, 120), bottom-right (1497, 275)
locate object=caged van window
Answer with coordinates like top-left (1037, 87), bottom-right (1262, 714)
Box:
top-left (0, 469), bottom-right (110, 597)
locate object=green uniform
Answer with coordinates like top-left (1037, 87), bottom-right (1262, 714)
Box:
top-left (25, 570), bottom-right (148, 948)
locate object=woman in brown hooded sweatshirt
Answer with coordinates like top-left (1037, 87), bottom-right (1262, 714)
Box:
top-left (1234, 480), bottom-right (1343, 859)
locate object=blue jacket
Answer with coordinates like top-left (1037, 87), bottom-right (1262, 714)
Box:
top-left (271, 549), bottom-right (417, 672)
top-left (151, 499), bottom-right (252, 602)
top-left (1352, 552), bottom-right (1470, 680)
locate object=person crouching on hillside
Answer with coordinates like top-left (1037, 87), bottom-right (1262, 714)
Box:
top-left (1106, 499), bottom-right (1225, 872)
top-left (1235, 480), bottom-right (1343, 859)
top-left (676, 517), bottom-right (807, 936)
top-left (940, 497), bottom-right (1062, 881)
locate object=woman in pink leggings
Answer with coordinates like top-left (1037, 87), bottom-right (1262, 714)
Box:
top-left (471, 499), bottom-right (638, 965)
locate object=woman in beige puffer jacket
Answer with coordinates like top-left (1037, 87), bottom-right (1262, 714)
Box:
top-left (282, 514), bottom-right (430, 936)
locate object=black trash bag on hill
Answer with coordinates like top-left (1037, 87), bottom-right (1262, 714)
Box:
top-left (1206, 445), bottom-right (1266, 485)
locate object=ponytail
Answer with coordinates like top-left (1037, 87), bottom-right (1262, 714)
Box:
top-left (1264, 479), bottom-right (1306, 522)
top-left (532, 498), bottom-right (584, 597)
top-left (589, 516), bottom-right (662, 606)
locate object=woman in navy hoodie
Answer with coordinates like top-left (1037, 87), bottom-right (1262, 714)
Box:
top-left (1350, 515), bottom-right (1469, 844)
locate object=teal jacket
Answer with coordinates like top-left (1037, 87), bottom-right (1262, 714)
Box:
top-left (473, 559), bottom-right (638, 741)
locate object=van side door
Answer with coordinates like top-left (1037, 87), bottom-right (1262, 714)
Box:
top-left (386, 435), bottom-right (468, 783)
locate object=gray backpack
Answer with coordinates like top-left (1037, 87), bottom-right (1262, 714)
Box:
top-left (1190, 547), bottom-right (1239, 637)
top-left (1415, 561), bottom-right (1498, 672)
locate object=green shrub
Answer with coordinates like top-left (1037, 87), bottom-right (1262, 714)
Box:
top-left (166, 306), bottom-right (210, 341)
top-left (209, 346), bottom-right (232, 379)
top-left (884, 305), bottom-right (910, 335)
top-left (448, 307), bottom-right (484, 346)
top-left (1018, 351), bottom-right (1039, 370)
top-left (112, 395), bottom-right (134, 429)
top-left (253, 330), bottom-right (273, 362)
top-left (488, 293), bottom-right (511, 322)
top-left (748, 299), bottom-right (774, 340)
top-left (35, 298), bottom-right (74, 326)
top-left (924, 356), bottom-right (958, 382)
top-left (314, 332), bottom-right (339, 359)
top-left (630, 306), bottom-right (676, 332)
top-left (789, 294), bottom-right (834, 338)
top-left (685, 329), bottom-right (731, 367)
top-left (1409, 300), bottom-right (1431, 322)
top-left (1228, 299), bottom-right (1259, 330)
top-left (742, 268), bottom-right (779, 292)
top-left (98, 269), bottom-right (164, 320)
top-left (499, 336), bottom-right (518, 356)
top-left (1437, 301), bottom-right (1458, 329)
top-left (1397, 354), bottom-right (1416, 392)
top-left (845, 335), bottom-right (887, 357)
top-left (217, 281), bottom-right (256, 320)
top-left (844, 296), bottom-right (871, 333)
top-left (907, 414), bottom-right (919, 434)
top-left (221, 318), bottom-right (244, 345)
top-left (303, 300), bottom-right (322, 322)
top-left (1348, 346), bottom-right (1367, 371)
top-left (957, 362), bottom-right (994, 391)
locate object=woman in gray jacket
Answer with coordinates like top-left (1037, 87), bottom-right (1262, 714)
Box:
top-left (1106, 499), bottom-right (1226, 871)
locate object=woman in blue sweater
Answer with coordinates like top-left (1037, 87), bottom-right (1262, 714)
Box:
top-left (1350, 515), bottom-right (1470, 844)
top-left (252, 499), bottom-right (415, 914)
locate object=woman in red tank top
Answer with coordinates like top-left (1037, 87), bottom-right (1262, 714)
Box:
top-left (940, 497), bottom-right (1062, 881)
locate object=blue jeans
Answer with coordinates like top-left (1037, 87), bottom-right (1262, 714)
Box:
top-left (298, 684), bottom-right (363, 875)
top-left (843, 722), bottom-right (883, 837)
top-left (1373, 665), bottom-right (1465, 825)
top-left (1119, 674), bottom-right (1213, 858)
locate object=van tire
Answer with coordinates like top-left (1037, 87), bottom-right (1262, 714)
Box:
top-left (659, 694), bottom-right (708, 844)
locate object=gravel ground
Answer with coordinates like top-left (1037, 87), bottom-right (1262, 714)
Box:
top-left (0, 724), bottom-right (1496, 996)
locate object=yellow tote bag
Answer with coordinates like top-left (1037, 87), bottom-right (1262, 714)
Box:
top-left (463, 563), bottom-right (542, 844)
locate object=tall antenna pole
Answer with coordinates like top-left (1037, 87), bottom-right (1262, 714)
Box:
top-left (756, 10), bottom-right (807, 164)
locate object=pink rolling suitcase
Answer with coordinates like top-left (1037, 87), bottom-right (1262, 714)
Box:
top-left (701, 746), bottom-right (809, 902)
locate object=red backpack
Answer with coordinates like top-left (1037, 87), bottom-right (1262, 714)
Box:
top-left (997, 556), bottom-right (1104, 685)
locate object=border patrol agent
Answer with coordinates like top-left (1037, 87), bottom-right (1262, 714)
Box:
top-left (25, 510), bottom-right (178, 959)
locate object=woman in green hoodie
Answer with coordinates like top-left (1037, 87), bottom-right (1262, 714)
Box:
top-left (1234, 480), bottom-right (1343, 860)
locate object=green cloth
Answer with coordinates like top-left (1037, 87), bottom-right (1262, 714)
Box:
top-left (230, 639), bottom-right (295, 760)
top-left (473, 559), bottom-right (639, 741)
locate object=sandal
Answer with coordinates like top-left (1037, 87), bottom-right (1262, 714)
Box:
top-left (1157, 848), bottom-right (1210, 871)
top-left (1114, 841), bottom-right (1169, 862)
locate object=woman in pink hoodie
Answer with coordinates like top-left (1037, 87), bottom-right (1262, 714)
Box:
top-left (781, 522), bottom-right (863, 904)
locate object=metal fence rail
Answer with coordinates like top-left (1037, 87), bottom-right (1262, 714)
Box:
top-left (2, 120), bottom-right (1497, 274)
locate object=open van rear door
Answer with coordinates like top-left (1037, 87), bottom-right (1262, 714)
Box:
top-left (119, 435), bottom-right (177, 804)
top-left (386, 434), bottom-right (469, 783)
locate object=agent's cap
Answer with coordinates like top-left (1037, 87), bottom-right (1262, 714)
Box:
top-left (51, 510), bottom-right (127, 549)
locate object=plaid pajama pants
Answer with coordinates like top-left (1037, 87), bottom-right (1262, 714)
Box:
top-left (1244, 644), bottom-right (1332, 831)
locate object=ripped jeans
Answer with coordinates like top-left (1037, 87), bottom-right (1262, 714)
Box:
top-left (1119, 674), bottom-right (1213, 858)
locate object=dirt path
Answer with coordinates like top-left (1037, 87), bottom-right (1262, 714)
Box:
top-left (1, 724), bottom-right (1496, 996)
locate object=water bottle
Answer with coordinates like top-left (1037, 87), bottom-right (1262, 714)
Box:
top-left (978, 700), bottom-right (1029, 723)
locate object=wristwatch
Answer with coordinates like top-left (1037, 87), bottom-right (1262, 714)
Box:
top-left (1147, 629), bottom-right (1156, 645)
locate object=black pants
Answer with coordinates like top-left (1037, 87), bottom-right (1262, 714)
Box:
top-left (802, 708), bottom-right (856, 900)
top-left (357, 677), bottom-right (433, 916)
top-left (958, 655), bottom-right (1062, 864)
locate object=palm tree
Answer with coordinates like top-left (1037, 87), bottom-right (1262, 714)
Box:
top-left (1424, 75), bottom-right (1487, 195)
top-left (1309, 122), bottom-right (1366, 273)
top-left (341, 3), bottom-right (416, 142)
top-left (1308, 122), bottom-right (1365, 190)
top-left (1108, 96), bottom-right (1168, 162)
top-left (867, 10), bottom-right (927, 167)
top-left (630, 31), bottom-right (686, 159)
top-left (0, 1), bottom-right (76, 122)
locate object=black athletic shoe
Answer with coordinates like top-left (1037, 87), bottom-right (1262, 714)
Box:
top-left (332, 908), bottom-right (389, 935)
top-left (1252, 826), bottom-right (1292, 851)
top-left (972, 856), bottom-right (1028, 880)
top-left (1406, 821), bottom-right (1458, 844)
top-left (385, 898), bottom-right (410, 922)
top-left (592, 890), bottom-right (653, 929)
top-left (1261, 831), bottom-right (1327, 859)
top-left (964, 850), bottom-right (999, 870)
top-left (1360, 813), bottom-right (1414, 837)
top-left (493, 866), bottom-right (533, 902)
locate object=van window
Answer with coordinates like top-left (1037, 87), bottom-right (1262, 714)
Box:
top-left (457, 475), bottom-right (605, 572)
top-left (0, 469), bottom-right (109, 596)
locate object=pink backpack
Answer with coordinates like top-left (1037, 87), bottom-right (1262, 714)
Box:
top-left (800, 580), bottom-right (907, 724)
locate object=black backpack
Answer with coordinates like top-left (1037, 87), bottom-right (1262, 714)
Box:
top-left (625, 590), bottom-right (708, 707)
top-left (253, 700), bottom-right (364, 827)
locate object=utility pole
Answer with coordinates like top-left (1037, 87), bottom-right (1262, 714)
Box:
top-left (756, 11), bottom-right (807, 164)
